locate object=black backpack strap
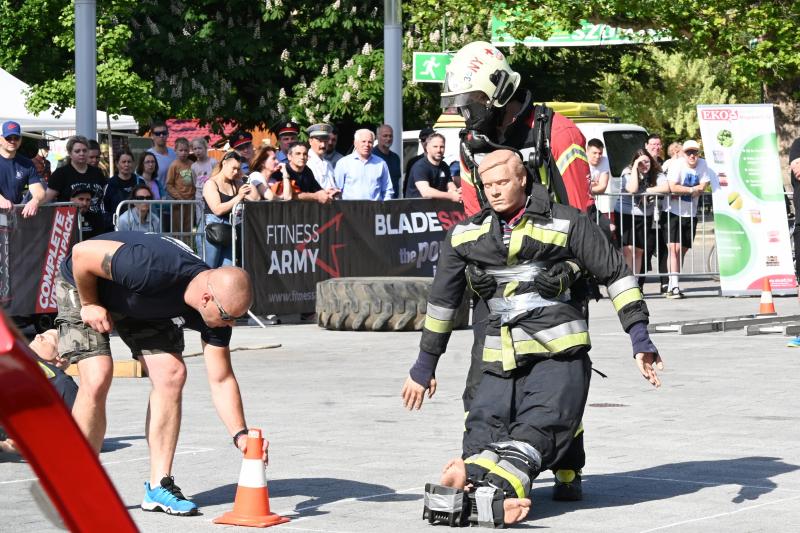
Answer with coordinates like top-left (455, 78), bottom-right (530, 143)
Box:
top-left (527, 104), bottom-right (568, 205)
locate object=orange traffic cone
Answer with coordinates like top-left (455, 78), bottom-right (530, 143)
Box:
top-left (758, 277), bottom-right (777, 315)
top-left (213, 428), bottom-right (289, 528)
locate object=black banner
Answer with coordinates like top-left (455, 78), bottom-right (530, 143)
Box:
top-left (243, 200), bottom-right (466, 314)
top-left (0, 205), bottom-right (79, 317)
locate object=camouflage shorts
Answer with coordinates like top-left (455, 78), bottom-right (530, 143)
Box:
top-left (55, 275), bottom-right (185, 364)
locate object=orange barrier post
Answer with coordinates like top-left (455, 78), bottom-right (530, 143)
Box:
top-left (0, 311), bottom-right (138, 532)
top-left (758, 277), bottom-right (777, 315)
top-left (213, 428), bottom-right (289, 528)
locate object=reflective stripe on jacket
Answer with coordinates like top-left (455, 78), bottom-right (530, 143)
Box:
top-left (419, 182), bottom-right (648, 377)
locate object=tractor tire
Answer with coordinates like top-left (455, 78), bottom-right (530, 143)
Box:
top-left (316, 277), bottom-right (470, 332)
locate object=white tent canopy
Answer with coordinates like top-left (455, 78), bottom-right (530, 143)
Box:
top-left (0, 68), bottom-right (138, 132)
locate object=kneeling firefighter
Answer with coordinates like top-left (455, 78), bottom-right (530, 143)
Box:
top-left (402, 149), bottom-right (663, 526)
top-left (439, 40), bottom-right (607, 501)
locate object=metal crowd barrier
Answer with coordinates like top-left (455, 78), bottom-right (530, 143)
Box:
top-left (593, 192), bottom-right (717, 282)
top-left (114, 199), bottom-right (205, 258)
top-left (11, 193), bottom-right (794, 311)
top-left (112, 195), bottom-right (719, 283)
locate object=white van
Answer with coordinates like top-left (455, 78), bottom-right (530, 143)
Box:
top-left (403, 104), bottom-right (648, 208)
top-left (574, 123), bottom-right (649, 213)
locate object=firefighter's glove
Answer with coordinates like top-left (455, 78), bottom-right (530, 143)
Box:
top-left (534, 260), bottom-right (582, 299)
top-left (467, 264), bottom-right (496, 300)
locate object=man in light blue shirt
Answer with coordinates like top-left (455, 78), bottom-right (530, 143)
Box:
top-left (334, 129), bottom-right (394, 200)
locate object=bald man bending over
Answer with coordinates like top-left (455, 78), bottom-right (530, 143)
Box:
top-left (403, 150), bottom-right (661, 525)
top-left (56, 231), bottom-right (259, 517)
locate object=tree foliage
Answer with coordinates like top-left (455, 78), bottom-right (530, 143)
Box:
top-left (596, 47), bottom-right (757, 142)
top-left (1, 0), bottom-right (167, 120)
top-left (0, 0), bottom-right (795, 141)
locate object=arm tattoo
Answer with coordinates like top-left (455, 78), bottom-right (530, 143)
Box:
top-left (101, 252), bottom-right (113, 279)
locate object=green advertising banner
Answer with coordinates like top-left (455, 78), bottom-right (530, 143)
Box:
top-left (697, 104), bottom-right (796, 296)
top-left (491, 17), bottom-right (671, 47)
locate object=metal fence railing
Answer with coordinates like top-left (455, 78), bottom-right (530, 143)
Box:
top-left (114, 199), bottom-right (205, 258)
top-left (594, 191), bottom-right (795, 285)
top-left (594, 192), bottom-right (717, 282)
top-left (10, 191), bottom-right (797, 307)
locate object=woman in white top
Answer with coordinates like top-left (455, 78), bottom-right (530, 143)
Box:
top-left (660, 142), bottom-right (684, 174)
top-left (248, 145), bottom-right (293, 201)
top-left (618, 149), bottom-right (669, 276)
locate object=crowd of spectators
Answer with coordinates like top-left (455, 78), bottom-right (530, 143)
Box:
top-left (1, 118), bottom-right (467, 270)
top-left (586, 133), bottom-right (723, 299)
top-left (8, 116), bottom-right (799, 301)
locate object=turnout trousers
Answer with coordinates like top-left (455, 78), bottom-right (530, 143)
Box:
top-left (463, 299), bottom-right (588, 473)
top-left (463, 351), bottom-right (592, 472)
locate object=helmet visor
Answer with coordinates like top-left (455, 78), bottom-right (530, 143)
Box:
top-left (440, 90), bottom-right (489, 111)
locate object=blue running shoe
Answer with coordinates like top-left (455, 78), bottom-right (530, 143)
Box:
top-left (786, 337), bottom-right (800, 348)
top-left (141, 476), bottom-right (198, 516)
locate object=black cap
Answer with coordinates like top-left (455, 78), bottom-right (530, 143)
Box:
top-left (70, 185), bottom-right (93, 198)
top-left (419, 126), bottom-right (435, 141)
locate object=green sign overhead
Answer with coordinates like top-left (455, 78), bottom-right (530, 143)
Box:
top-left (491, 17), bottom-right (672, 47)
top-left (412, 52), bottom-right (453, 84)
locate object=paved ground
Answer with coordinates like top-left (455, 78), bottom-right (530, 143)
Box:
top-left (3, 279), bottom-right (800, 532)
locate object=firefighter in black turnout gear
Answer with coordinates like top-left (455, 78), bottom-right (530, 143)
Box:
top-left (442, 40), bottom-right (604, 502)
top-left (402, 150), bottom-right (663, 526)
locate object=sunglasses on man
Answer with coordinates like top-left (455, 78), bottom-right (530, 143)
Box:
top-left (4, 135), bottom-right (21, 142)
top-left (152, 130), bottom-right (168, 137)
top-left (207, 282), bottom-right (240, 322)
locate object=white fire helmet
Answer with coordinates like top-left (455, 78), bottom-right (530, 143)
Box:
top-left (440, 41), bottom-right (521, 110)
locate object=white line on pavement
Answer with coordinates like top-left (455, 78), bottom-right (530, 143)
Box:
top-left (276, 485), bottom-right (422, 523)
top-left (638, 493), bottom-right (800, 532)
top-left (0, 447), bottom-right (215, 485)
top-left (597, 473), bottom-right (800, 493)
top-left (277, 527), bottom-right (358, 533)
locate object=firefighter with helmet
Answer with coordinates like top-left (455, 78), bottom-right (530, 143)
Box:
top-left (439, 40), bottom-right (597, 502)
top-left (402, 149), bottom-right (662, 526)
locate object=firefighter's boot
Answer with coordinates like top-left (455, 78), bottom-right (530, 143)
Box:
top-left (552, 469), bottom-right (582, 501)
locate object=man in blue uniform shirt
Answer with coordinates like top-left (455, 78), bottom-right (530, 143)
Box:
top-left (0, 120), bottom-right (45, 217)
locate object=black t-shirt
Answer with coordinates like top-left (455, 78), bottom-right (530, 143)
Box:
top-left (78, 211), bottom-right (106, 241)
top-left (789, 138), bottom-right (800, 210)
top-left (406, 157), bottom-right (452, 199)
top-left (103, 175), bottom-right (142, 229)
top-left (49, 164), bottom-right (107, 213)
top-left (288, 166), bottom-right (322, 193)
top-left (60, 231), bottom-right (232, 346)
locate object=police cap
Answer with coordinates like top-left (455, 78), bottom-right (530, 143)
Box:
top-left (307, 123), bottom-right (333, 139)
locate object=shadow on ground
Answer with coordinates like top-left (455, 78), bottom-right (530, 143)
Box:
top-left (192, 477), bottom-right (420, 518)
top-left (101, 435), bottom-right (145, 453)
top-left (528, 456), bottom-right (798, 522)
